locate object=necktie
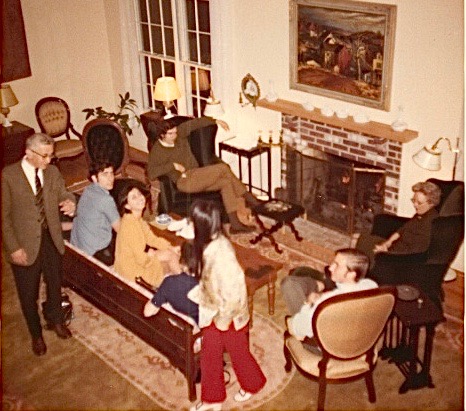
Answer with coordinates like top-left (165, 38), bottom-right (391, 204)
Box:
top-left (35, 169), bottom-right (47, 229)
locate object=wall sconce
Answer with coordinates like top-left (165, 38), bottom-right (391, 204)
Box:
top-left (153, 77), bottom-right (181, 119)
top-left (203, 88), bottom-right (224, 119)
top-left (0, 84), bottom-right (19, 127)
top-left (412, 137), bottom-right (460, 180)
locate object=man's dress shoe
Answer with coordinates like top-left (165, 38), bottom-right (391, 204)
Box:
top-left (46, 323), bottom-right (72, 339)
top-left (32, 337), bottom-right (47, 356)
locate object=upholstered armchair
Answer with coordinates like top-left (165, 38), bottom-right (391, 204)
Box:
top-left (35, 97), bottom-right (84, 162)
top-left (358, 178), bottom-right (464, 309)
top-left (284, 287), bottom-right (396, 411)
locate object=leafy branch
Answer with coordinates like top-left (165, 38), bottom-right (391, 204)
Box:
top-left (83, 92), bottom-right (141, 135)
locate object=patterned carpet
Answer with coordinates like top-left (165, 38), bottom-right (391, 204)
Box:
top-left (2, 227), bottom-right (463, 410)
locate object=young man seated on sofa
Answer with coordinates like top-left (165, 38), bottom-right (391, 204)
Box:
top-left (147, 116), bottom-right (263, 233)
top-left (70, 161), bottom-right (120, 265)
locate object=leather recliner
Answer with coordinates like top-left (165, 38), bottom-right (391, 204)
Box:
top-left (358, 178), bottom-right (464, 310)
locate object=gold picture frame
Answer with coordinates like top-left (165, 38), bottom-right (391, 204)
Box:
top-left (241, 73), bottom-right (261, 107)
top-left (289, 0), bottom-right (397, 111)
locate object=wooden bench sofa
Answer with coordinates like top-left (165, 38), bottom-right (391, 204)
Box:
top-left (62, 241), bottom-right (201, 401)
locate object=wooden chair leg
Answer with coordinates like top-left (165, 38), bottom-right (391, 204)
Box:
top-left (317, 374), bottom-right (327, 411)
top-left (365, 372), bottom-right (376, 403)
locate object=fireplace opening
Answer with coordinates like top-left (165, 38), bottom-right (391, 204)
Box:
top-left (278, 146), bottom-right (385, 234)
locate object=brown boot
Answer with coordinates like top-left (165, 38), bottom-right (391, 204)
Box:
top-left (228, 212), bottom-right (255, 234)
top-left (242, 192), bottom-right (264, 208)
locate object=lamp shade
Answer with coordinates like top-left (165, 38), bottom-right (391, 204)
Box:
top-left (203, 100), bottom-right (224, 119)
top-left (0, 84), bottom-right (19, 108)
top-left (412, 146), bottom-right (442, 171)
top-left (191, 69), bottom-right (210, 91)
top-left (153, 77), bottom-right (181, 102)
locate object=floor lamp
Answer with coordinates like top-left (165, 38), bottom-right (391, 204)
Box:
top-left (412, 136), bottom-right (462, 281)
top-left (412, 136), bottom-right (460, 180)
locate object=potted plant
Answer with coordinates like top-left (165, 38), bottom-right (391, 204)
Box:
top-left (83, 92), bottom-right (141, 135)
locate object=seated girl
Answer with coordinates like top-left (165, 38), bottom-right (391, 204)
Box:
top-left (114, 183), bottom-right (181, 288)
top-left (144, 241), bottom-right (199, 324)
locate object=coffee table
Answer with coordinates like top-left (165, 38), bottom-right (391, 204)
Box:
top-left (150, 218), bottom-right (283, 327)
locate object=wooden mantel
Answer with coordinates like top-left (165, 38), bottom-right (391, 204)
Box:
top-left (256, 98), bottom-right (418, 144)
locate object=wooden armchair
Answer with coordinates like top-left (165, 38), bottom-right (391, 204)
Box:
top-left (284, 287), bottom-right (396, 411)
top-left (35, 97), bottom-right (83, 161)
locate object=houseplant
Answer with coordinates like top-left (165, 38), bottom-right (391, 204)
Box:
top-left (83, 92), bottom-right (141, 135)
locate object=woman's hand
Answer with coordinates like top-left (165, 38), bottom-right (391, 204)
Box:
top-left (306, 292), bottom-right (321, 305)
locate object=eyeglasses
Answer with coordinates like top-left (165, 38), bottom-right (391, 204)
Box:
top-left (411, 197), bottom-right (429, 206)
top-left (30, 149), bottom-right (56, 160)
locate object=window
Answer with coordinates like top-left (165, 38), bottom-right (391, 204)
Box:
top-left (134, 0), bottom-right (212, 117)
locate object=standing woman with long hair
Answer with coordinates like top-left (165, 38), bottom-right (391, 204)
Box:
top-left (189, 200), bottom-right (266, 411)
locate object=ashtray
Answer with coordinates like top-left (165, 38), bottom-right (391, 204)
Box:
top-left (396, 284), bottom-right (420, 301)
top-left (155, 213), bottom-right (172, 225)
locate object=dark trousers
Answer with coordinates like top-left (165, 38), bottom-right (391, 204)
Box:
top-left (11, 229), bottom-right (64, 339)
top-left (93, 232), bottom-right (116, 266)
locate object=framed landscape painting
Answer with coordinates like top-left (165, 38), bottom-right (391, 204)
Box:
top-left (289, 0), bottom-right (397, 110)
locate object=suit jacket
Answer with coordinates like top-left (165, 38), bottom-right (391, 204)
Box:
top-left (2, 161), bottom-right (75, 265)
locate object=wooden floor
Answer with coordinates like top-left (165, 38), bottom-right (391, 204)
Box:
top-left (60, 153), bottom-right (464, 322)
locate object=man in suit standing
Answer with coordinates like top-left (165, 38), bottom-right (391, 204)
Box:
top-left (2, 133), bottom-right (76, 356)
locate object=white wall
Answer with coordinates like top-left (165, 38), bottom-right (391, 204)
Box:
top-left (9, 0), bottom-right (117, 138)
top-left (6, 0), bottom-right (463, 267)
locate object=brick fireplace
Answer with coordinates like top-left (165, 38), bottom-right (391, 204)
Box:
top-left (274, 114), bottom-right (405, 234)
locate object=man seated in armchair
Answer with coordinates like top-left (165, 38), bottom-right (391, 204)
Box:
top-left (147, 117), bottom-right (262, 233)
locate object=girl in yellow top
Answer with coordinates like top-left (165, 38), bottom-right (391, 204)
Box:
top-left (114, 183), bottom-right (181, 287)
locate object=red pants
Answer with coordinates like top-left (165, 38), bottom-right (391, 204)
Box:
top-left (200, 322), bottom-right (267, 403)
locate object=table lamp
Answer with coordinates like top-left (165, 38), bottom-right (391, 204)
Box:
top-left (203, 88), bottom-right (224, 119)
top-left (0, 84), bottom-right (19, 127)
top-left (153, 77), bottom-right (181, 119)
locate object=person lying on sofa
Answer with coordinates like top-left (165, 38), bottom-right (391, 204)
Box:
top-left (288, 248), bottom-right (377, 347)
top-left (147, 116), bottom-right (262, 234)
top-left (114, 182), bottom-right (182, 288)
top-left (356, 180), bottom-right (441, 269)
top-left (70, 161), bottom-right (120, 265)
top-left (144, 241), bottom-right (199, 324)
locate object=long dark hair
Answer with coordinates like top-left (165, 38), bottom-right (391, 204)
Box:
top-left (190, 200), bottom-right (223, 277)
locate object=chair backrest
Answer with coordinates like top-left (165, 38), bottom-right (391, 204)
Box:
top-left (82, 118), bottom-right (130, 176)
top-left (426, 214), bottom-right (464, 265)
top-left (312, 287), bottom-right (396, 360)
top-left (35, 97), bottom-right (73, 139)
top-left (427, 178), bottom-right (464, 215)
top-left (188, 123), bottom-right (219, 167)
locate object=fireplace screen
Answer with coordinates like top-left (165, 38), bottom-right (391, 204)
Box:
top-left (281, 147), bottom-right (385, 234)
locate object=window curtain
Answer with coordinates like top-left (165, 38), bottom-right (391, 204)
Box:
top-left (1, 0), bottom-right (31, 83)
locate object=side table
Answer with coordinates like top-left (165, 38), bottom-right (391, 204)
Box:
top-left (219, 140), bottom-right (272, 198)
top-left (380, 289), bottom-right (445, 394)
top-left (250, 200), bottom-right (304, 254)
top-left (2, 121), bottom-right (35, 167)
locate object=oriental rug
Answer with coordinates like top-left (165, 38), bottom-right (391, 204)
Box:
top-left (66, 287), bottom-right (294, 411)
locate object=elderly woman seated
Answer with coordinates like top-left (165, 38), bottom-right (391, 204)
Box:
top-left (357, 180), bottom-right (441, 281)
